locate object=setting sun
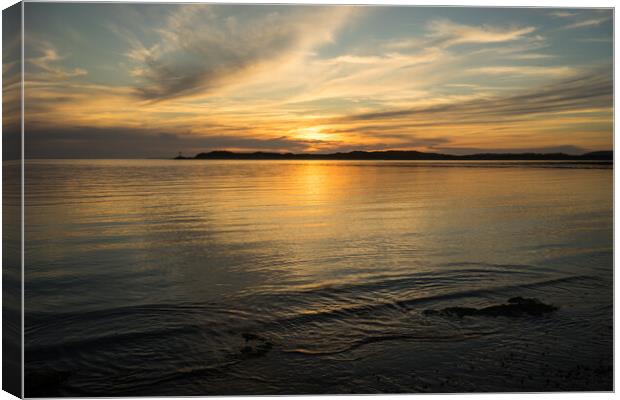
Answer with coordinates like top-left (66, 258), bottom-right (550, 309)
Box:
top-left (294, 127), bottom-right (334, 142)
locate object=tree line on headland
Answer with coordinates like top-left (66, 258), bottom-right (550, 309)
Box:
top-left (174, 150), bottom-right (613, 161)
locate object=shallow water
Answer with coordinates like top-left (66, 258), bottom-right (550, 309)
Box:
top-left (24, 160), bottom-right (613, 395)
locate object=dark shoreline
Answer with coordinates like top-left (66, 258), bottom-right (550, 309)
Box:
top-left (175, 150), bottom-right (613, 162)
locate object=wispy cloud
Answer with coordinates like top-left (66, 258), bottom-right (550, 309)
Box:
top-left (433, 145), bottom-right (588, 155)
top-left (426, 19), bottom-right (536, 47)
top-left (577, 37), bottom-right (613, 43)
top-left (332, 70), bottom-right (611, 125)
top-left (27, 40), bottom-right (88, 80)
top-left (562, 16), bottom-right (611, 29)
top-left (385, 19), bottom-right (537, 53)
top-left (548, 11), bottom-right (578, 18)
top-left (469, 65), bottom-right (575, 78)
top-left (508, 53), bottom-right (555, 60)
top-left (124, 5), bottom-right (356, 101)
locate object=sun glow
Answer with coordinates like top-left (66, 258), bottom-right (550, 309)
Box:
top-left (295, 127), bottom-right (334, 142)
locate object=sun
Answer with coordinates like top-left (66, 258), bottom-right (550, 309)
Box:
top-left (295, 127), bottom-right (332, 142)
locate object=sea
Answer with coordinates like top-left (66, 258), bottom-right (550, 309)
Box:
top-left (23, 159), bottom-right (613, 395)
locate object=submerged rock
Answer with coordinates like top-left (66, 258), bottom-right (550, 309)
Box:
top-left (423, 297), bottom-right (558, 318)
top-left (240, 333), bottom-right (273, 357)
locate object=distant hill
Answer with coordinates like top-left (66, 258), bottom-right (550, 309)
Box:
top-left (175, 150), bottom-right (613, 161)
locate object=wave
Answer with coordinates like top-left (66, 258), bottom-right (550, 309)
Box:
top-left (26, 268), bottom-right (599, 359)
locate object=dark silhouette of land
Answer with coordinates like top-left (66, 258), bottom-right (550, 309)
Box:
top-left (175, 150), bottom-right (612, 161)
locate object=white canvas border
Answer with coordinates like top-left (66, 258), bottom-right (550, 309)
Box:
top-left (0, 1), bottom-right (615, 399)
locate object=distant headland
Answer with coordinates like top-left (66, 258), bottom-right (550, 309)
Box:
top-left (174, 150), bottom-right (613, 161)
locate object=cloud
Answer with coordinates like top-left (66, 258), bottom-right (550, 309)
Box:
top-left (311, 136), bottom-right (452, 153)
top-left (24, 126), bottom-right (340, 158)
top-left (547, 9), bottom-right (612, 29)
top-left (562, 16), bottom-right (611, 30)
top-left (27, 41), bottom-right (88, 80)
top-left (577, 37), bottom-right (613, 43)
top-left (548, 11), bottom-right (578, 18)
top-left (125, 5), bottom-right (355, 101)
top-left (432, 145), bottom-right (588, 155)
top-left (444, 83), bottom-right (480, 88)
top-left (508, 53), bottom-right (554, 60)
top-left (426, 19), bottom-right (536, 48)
top-left (469, 65), bottom-right (575, 78)
top-left (333, 69), bottom-right (612, 124)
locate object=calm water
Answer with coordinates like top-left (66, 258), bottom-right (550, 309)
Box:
top-left (24, 160), bottom-right (613, 395)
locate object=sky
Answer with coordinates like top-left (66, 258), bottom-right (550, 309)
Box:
top-left (10, 4), bottom-right (614, 158)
